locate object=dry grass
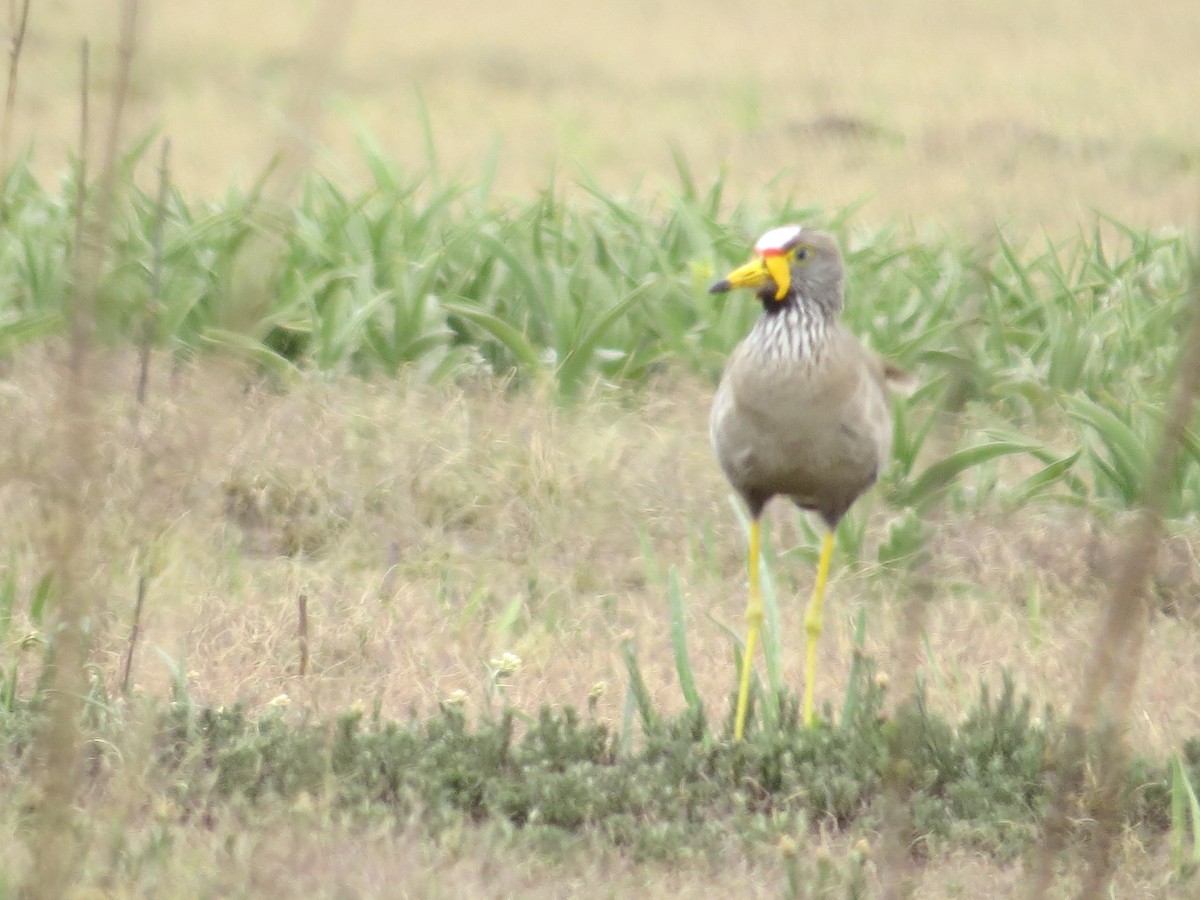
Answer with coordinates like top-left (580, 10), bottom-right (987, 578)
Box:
top-left (4, 341), bottom-right (1200, 893)
top-left (3, 3), bottom-right (1198, 894)
top-left (0, 793), bottom-right (1187, 898)
top-left (11, 0), bottom-right (1200, 233)
top-left (3, 346), bottom-right (1199, 760)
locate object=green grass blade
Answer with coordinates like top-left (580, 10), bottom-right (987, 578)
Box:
top-left (620, 635), bottom-right (659, 735)
top-left (706, 612), bottom-right (743, 658)
top-left (0, 311), bottom-right (62, 352)
top-left (556, 281), bottom-right (655, 392)
top-left (492, 594), bottom-right (524, 643)
top-left (635, 525), bottom-right (662, 587)
top-left (470, 230), bottom-right (550, 311)
top-left (443, 301), bottom-right (543, 374)
top-left (412, 85), bottom-right (439, 176)
top-left (0, 568), bottom-right (14, 636)
top-left (1170, 754), bottom-right (1200, 872)
top-left (1186, 763), bottom-right (1200, 867)
top-left (1173, 755), bottom-right (1190, 871)
top-left (198, 328), bottom-right (296, 377)
top-left (667, 566), bottom-right (703, 717)
top-left (1067, 396), bottom-right (1149, 505)
top-left (619, 681), bottom-right (636, 757)
top-left (899, 439), bottom-right (1041, 509)
top-left (1, 663), bottom-right (16, 712)
top-left (29, 572), bottom-right (52, 627)
top-left (705, 611), bottom-right (757, 737)
top-left (1005, 449), bottom-right (1085, 507)
top-left (841, 607), bottom-right (869, 725)
top-left (759, 540), bottom-right (783, 729)
top-left (669, 143), bottom-right (697, 202)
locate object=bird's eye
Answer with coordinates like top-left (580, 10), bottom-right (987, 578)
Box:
top-left (795, 246), bottom-right (809, 261)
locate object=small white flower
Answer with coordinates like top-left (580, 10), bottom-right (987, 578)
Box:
top-left (490, 652), bottom-right (523, 678)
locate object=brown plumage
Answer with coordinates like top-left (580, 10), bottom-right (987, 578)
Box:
top-left (708, 225), bottom-right (909, 737)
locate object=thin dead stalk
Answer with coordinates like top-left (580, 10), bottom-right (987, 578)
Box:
top-left (71, 40), bottom-right (88, 261)
top-left (70, 1), bottom-right (136, 359)
top-left (120, 575), bottom-right (147, 696)
top-left (1023, 241), bottom-right (1200, 898)
top-left (24, 4), bottom-right (140, 897)
top-left (118, 137), bottom-right (170, 696)
top-left (0, 0), bottom-right (30, 178)
top-left (877, 575), bottom-right (934, 900)
top-left (298, 593), bottom-right (310, 677)
top-left (135, 138), bottom-right (170, 413)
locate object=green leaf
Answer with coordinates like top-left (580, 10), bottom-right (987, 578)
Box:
top-left (898, 440), bottom-right (1042, 509)
top-left (29, 572), bottom-right (52, 627)
top-left (198, 327), bottom-right (296, 377)
top-left (1067, 396), bottom-right (1149, 505)
top-left (556, 280), bottom-right (655, 393)
top-left (758, 534), bottom-right (783, 731)
top-left (878, 508), bottom-right (932, 569)
top-left (619, 681), bottom-right (636, 757)
top-left (1170, 753), bottom-right (1200, 872)
top-left (492, 594), bottom-right (524, 642)
top-left (443, 301), bottom-right (542, 374)
top-left (0, 311), bottom-right (62, 350)
top-left (470, 230), bottom-right (551, 310)
top-left (1005, 449), bottom-right (1084, 508)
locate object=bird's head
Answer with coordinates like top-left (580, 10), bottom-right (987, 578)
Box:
top-left (709, 225), bottom-right (843, 314)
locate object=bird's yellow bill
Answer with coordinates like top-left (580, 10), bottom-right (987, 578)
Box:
top-left (708, 252), bottom-right (791, 301)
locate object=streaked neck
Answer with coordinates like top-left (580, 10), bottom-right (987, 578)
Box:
top-left (748, 298), bottom-right (830, 365)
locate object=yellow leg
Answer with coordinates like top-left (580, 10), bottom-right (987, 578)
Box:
top-left (802, 531), bottom-right (836, 727)
top-left (733, 517), bottom-right (763, 741)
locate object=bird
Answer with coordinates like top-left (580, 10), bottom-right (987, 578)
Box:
top-left (708, 224), bottom-right (910, 738)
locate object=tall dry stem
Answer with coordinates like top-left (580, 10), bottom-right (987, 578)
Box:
top-left (0, 0), bottom-right (30, 180)
top-left (1023, 235), bottom-right (1200, 898)
top-left (877, 575), bottom-right (934, 900)
top-left (24, 3), bottom-right (139, 896)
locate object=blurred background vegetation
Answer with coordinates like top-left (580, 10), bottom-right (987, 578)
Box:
top-left (1, 1), bottom-right (1198, 896)
top-left (13, 0), bottom-right (1200, 234)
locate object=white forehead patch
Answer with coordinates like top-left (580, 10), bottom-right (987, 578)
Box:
top-left (754, 224), bottom-right (803, 254)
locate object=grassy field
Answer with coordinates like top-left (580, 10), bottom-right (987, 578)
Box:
top-left (14, 0), bottom-right (1200, 233)
top-left (1, 1), bottom-right (1200, 897)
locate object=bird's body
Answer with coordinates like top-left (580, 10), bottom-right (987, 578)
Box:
top-left (708, 225), bottom-right (907, 737)
top-left (711, 322), bottom-right (894, 527)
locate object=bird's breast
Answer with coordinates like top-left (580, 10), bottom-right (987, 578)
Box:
top-left (709, 341), bottom-right (892, 516)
